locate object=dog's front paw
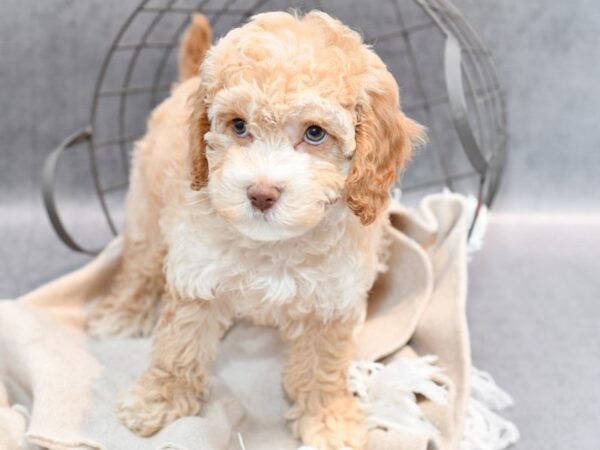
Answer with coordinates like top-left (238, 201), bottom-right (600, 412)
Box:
top-left (288, 396), bottom-right (367, 450)
top-left (116, 376), bottom-right (204, 437)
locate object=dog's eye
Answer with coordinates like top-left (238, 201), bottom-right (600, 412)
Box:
top-left (303, 125), bottom-right (327, 145)
top-left (232, 118), bottom-right (249, 137)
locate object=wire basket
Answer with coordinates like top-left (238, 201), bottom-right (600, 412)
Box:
top-left (43, 0), bottom-right (507, 254)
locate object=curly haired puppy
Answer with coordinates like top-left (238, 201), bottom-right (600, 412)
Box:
top-left (88, 11), bottom-right (424, 450)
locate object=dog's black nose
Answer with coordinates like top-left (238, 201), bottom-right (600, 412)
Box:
top-left (247, 184), bottom-right (280, 212)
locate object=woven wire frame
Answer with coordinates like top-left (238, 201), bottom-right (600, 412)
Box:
top-left (83, 0), bottom-right (506, 241)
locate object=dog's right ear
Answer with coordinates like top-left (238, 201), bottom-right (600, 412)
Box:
top-left (189, 88), bottom-right (210, 190)
top-left (180, 14), bottom-right (212, 190)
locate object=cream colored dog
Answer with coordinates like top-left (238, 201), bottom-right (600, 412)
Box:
top-left (88, 11), bottom-right (424, 450)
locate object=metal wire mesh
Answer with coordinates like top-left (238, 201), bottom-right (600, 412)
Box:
top-left (47, 0), bottom-right (507, 251)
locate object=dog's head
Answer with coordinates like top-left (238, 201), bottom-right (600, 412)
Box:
top-left (189, 11), bottom-right (424, 241)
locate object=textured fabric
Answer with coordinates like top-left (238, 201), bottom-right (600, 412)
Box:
top-left (0, 193), bottom-right (472, 450)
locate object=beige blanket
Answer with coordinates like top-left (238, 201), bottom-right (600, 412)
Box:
top-left (0, 193), bottom-right (517, 450)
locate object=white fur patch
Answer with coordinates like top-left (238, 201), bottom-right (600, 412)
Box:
top-left (164, 197), bottom-right (382, 326)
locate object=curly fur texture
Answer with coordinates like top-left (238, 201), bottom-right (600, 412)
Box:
top-left (88, 11), bottom-right (424, 450)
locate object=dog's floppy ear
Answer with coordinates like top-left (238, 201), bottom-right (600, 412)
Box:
top-left (180, 14), bottom-right (212, 190)
top-left (345, 70), bottom-right (425, 225)
top-left (189, 87), bottom-right (210, 190)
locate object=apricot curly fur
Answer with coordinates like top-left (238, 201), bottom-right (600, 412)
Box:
top-left (89, 11), bottom-right (424, 450)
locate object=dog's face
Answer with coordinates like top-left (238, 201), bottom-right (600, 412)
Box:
top-left (189, 11), bottom-right (424, 242)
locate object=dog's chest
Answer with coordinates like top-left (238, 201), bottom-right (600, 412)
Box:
top-left (165, 213), bottom-right (382, 324)
top-left (173, 237), bottom-right (366, 324)
top-left (214, 242), bottom-right (338, 319)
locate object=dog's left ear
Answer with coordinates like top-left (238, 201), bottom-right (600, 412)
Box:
top-left (345, 70), bottom-right (425, 225)
top-left (189, 87), bottom-right (210, 190)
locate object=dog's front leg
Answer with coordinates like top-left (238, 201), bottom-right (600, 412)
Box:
top-left (117, 287), bottom-right (232, 436)
top-left (283, 319), bottom-right (367, 450)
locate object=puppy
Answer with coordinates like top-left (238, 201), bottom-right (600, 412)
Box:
top-left (89, 11), bottom-right (424, 450)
